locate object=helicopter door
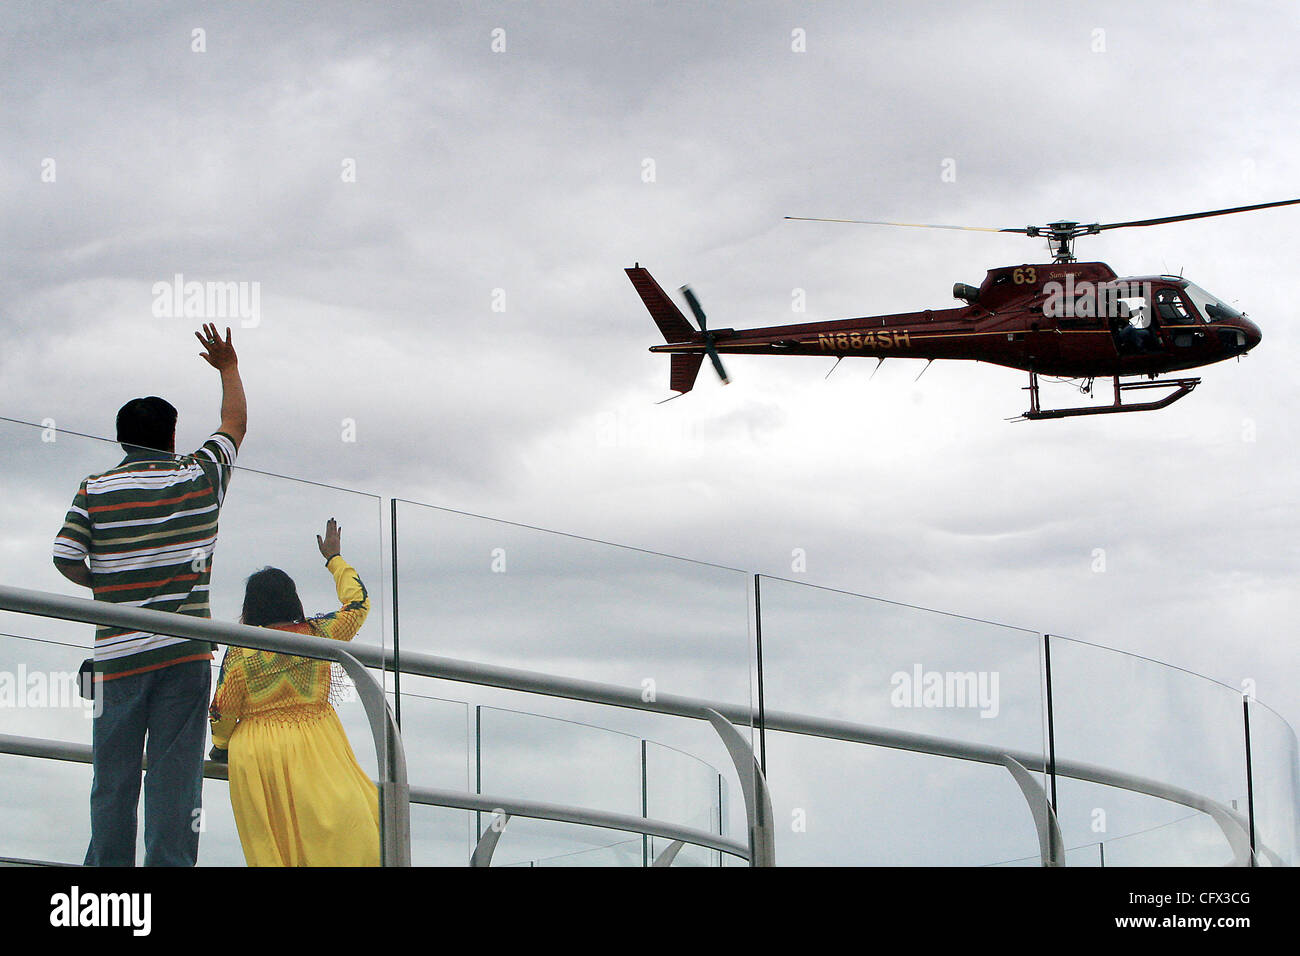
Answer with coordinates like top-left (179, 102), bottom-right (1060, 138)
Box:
top-left (1155, 288), bottom-right (1205, 349)
top-left (1112, 294), bottom-right (1161, 354)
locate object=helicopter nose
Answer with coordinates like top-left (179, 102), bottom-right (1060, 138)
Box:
top-left (1242, 318), bottom-right (1262, 351)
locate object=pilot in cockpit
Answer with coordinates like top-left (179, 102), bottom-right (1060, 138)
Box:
top-left (1115, 298), bottom-right (1158, 353)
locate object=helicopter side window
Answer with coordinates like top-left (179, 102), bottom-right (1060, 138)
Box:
top-left (1155, 289), bottom-right (1192, 325)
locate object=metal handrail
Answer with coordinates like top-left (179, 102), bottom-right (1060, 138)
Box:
top-left (0, 584), bottom-right (757, 865)
top-left (0, 731), bottom-right (749, 864)
top-left (359, 640), bottom-right (1269, 863)
top-left (0, 583), bottom-right (411, 867)
top-left (0, 582), bottom-right (1279, 866)
top-left (368, 641), bottom-right (1259, 832)
top-left (408, 785), bottom-right (748, 860)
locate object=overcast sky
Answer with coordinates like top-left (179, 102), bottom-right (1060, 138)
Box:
top-left (1, 0), bottom-right (1297, 866)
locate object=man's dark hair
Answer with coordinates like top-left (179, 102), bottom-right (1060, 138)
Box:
top-left (116, 397), bottom-right (178, 454)
top-left (241, 568), bottom-right (306, 627)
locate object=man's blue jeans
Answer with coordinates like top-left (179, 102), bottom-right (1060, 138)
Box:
top-left (84, 659), bottom-right (211, 866)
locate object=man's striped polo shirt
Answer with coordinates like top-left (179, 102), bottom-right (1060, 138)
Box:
top-left (53, 432), bottom-right (238, 679)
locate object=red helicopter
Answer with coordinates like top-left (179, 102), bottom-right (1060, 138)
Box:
top-left (628, 199), bottom-right (1297, 419)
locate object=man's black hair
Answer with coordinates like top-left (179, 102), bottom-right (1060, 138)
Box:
top-left (116, 396), bottom-right (178, 454)
top-left (241, 568), bottom-right (307, 627)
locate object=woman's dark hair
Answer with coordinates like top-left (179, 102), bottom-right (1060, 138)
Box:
top-left (116, 396), bottom-right (178, 453)
top-left (241, 567), bottom-right (306, 627)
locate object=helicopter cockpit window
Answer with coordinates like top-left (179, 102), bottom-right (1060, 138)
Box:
top-left (1181, 281), bottom-right (1244, 324)
top-left (1155, 289), bottom-right (1192, 324)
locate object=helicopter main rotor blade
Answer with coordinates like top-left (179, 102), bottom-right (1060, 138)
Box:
top-left (1094, 198), bottom-right (1300, 232)
top-left (785, 216), bottom-right (1029, 234)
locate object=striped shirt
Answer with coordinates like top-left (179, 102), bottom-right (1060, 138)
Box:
top-left (53, 432), bottom-right (238, 679)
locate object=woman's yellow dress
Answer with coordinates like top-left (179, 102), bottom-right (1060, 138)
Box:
top-left (209, 556), bottom-right (380, 866)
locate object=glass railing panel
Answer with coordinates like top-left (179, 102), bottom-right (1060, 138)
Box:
top-left (477, 705), bottom-right (643, 813)
top-left (1245, 698), bottom-right (1300, 866)
top-left (196, 774), bottom-right (245, 867)
top-left (393, 499), bottom-right (752, 860)
top-left (392, 499), bottom-right (750, 698)
top-left (996, 815), bottom-right (1223, 867)
top-left (1048, 635), bottom-right (1250, 866)
top-left (766, 732), bottom-right (1047, 865)
top-left (1060, 843), bottom-right (1104, 867)
top-left (410, 805), bottom-right (473, 867)
top-left (387, 684), bottom-right (472, 866)
top-left (1087, 809), bottom-right (1233, 867)
top-left (0, 747), bottom-right (245, 868)
top-left (644, 739), bottom-right (725, 866)
top-left (473, 706), bottom-right (735, 865)
top-left (0, 754), bottom-right (92, 865)
top-left (530, 835), bottom-right (643, 867)
top-left (496, 827), bottom-right (643, 867)
top-left (0, 630), bottom-right (98, 864)
top-left (756, 575), bottom-right (1048, 866)
top-left (0, 632), bottom-right (95, 745)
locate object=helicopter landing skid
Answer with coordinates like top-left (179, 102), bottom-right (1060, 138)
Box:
top-left (1016, 372), bottom-right (1201, 421)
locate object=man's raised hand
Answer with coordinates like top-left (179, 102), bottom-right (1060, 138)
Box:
top-left (196, 323), bottom-right (238, 371)
top-left (197, 322), bottom-right (247, 450)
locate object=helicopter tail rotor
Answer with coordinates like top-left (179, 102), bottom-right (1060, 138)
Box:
top-left (627, 265), bottom-right (729, 396)
top-left (679, 285), bottom-right (731, 385)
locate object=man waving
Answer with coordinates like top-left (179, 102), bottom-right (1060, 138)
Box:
top-left (54, 323), bottom-right (247, 866)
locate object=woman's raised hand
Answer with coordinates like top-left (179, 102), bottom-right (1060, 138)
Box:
top-left (317, 518), bottom-right (342, 561)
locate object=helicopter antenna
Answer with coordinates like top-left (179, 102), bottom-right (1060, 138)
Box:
top-left (824, 356), bottom-right (843, 380)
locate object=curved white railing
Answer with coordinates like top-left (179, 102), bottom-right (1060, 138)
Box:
top-left (0, 582), bottom-right (1284, 866)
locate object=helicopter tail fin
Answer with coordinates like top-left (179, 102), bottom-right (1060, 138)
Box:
top-left (669, 353), bottom-right (706, 394)
top-left (626, 265), bottom-right (696, 343)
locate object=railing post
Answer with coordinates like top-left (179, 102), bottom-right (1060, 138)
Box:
top-left (652, 840), bottom-right (684, 867)
top-left (470, 810), bottom-right (510, 867)
top-left (703, 708), bottom-right (775, 867)
top-left (1001, 755), bottom-right (1065, 866)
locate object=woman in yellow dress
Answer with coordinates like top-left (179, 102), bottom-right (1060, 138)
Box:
top-left (208, 518), bottom-right (380, 866)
